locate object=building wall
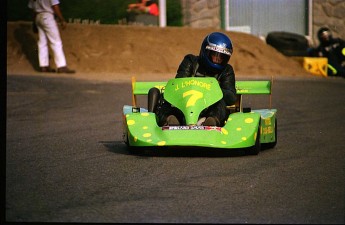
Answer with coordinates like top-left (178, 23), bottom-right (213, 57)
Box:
top-left (312, 0), bottom-right (345, 44)
top-left (180, 0), bottom-right (344, 42)
top-left (181, 0), bottom-right (221, 28)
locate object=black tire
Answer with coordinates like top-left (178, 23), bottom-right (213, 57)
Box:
top-left (245, 126), bottom-right (261, 155)
top-left (125, 134), bottom-right (140, 154)
top-left (266, 31), bottom-right (308, 56)
top-left (127, 143), bottom-right (144, 155)
top-left (262, 118), bottom-right (277, 150)
top-left (148, 87), bottom-right (161, 113)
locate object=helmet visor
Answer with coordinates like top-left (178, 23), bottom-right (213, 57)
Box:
top-left (205, 44), bottom-right (231, 66)
top-left (206, 50), bottom-right (230, 66)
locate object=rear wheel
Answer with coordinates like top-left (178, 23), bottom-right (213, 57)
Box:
top-left (262, 118), bottom-right (277, 149)
top-left (148, 87), bottom-right (161, 113)
top-left (245, 126), bottom-right (261, 155)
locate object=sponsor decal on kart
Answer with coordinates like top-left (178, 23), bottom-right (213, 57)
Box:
top-left (162, 126), bottom-right (222, 132)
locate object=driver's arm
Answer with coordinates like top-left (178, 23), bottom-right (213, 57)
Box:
top-left (176, 54), bottom-right (197, 78)
top-left (218, 65), bottom-right (237, 106)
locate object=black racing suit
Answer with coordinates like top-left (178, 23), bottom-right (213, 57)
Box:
top-left (156, 54), bottom-right (237, 126)
top-left (308, 38), bottom-right (345, 77)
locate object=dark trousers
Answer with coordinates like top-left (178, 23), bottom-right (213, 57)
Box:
top-left (156, 98), bottom-right (229, 126)
top-left (327, 54), bottom-right (345, 77)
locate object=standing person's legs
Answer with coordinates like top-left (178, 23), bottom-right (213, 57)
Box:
top-left (36, 14), bottom-right (50, 68)
top-left (41, 13), bottom-right (67, 68)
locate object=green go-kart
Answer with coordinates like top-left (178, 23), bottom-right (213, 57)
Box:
top-left (122, 77), bottom-right (277, 155)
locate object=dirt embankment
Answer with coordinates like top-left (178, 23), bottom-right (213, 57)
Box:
top-left (7, 21), bottom-right (311, 82)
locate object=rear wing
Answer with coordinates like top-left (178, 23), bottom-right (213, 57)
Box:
top-left (131, 77), bottom-right (167, 107)
top-left (232, 80), bottom-right (273, 112)
top-left (131, 77), bottom-right (273, 108)
top-left (235, 81), bottom-right (271, 94)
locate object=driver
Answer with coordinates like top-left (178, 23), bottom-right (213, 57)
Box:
top-left (150, 32), bottom-right (237, 126)
top-left (308, 27), bottom-right (345, 77)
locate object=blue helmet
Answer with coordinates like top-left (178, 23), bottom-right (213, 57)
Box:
top-left (199, 32), bottom-right (233, 71)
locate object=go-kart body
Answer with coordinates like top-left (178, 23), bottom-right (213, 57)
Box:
top-left (122, 77), bottom-right (277, 153)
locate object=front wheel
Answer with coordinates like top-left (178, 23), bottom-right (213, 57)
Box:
top-left (245, 126), bottom-right (261, 155)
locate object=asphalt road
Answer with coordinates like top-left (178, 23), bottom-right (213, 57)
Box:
top-left (5, 74), bottom-right (345, 223)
